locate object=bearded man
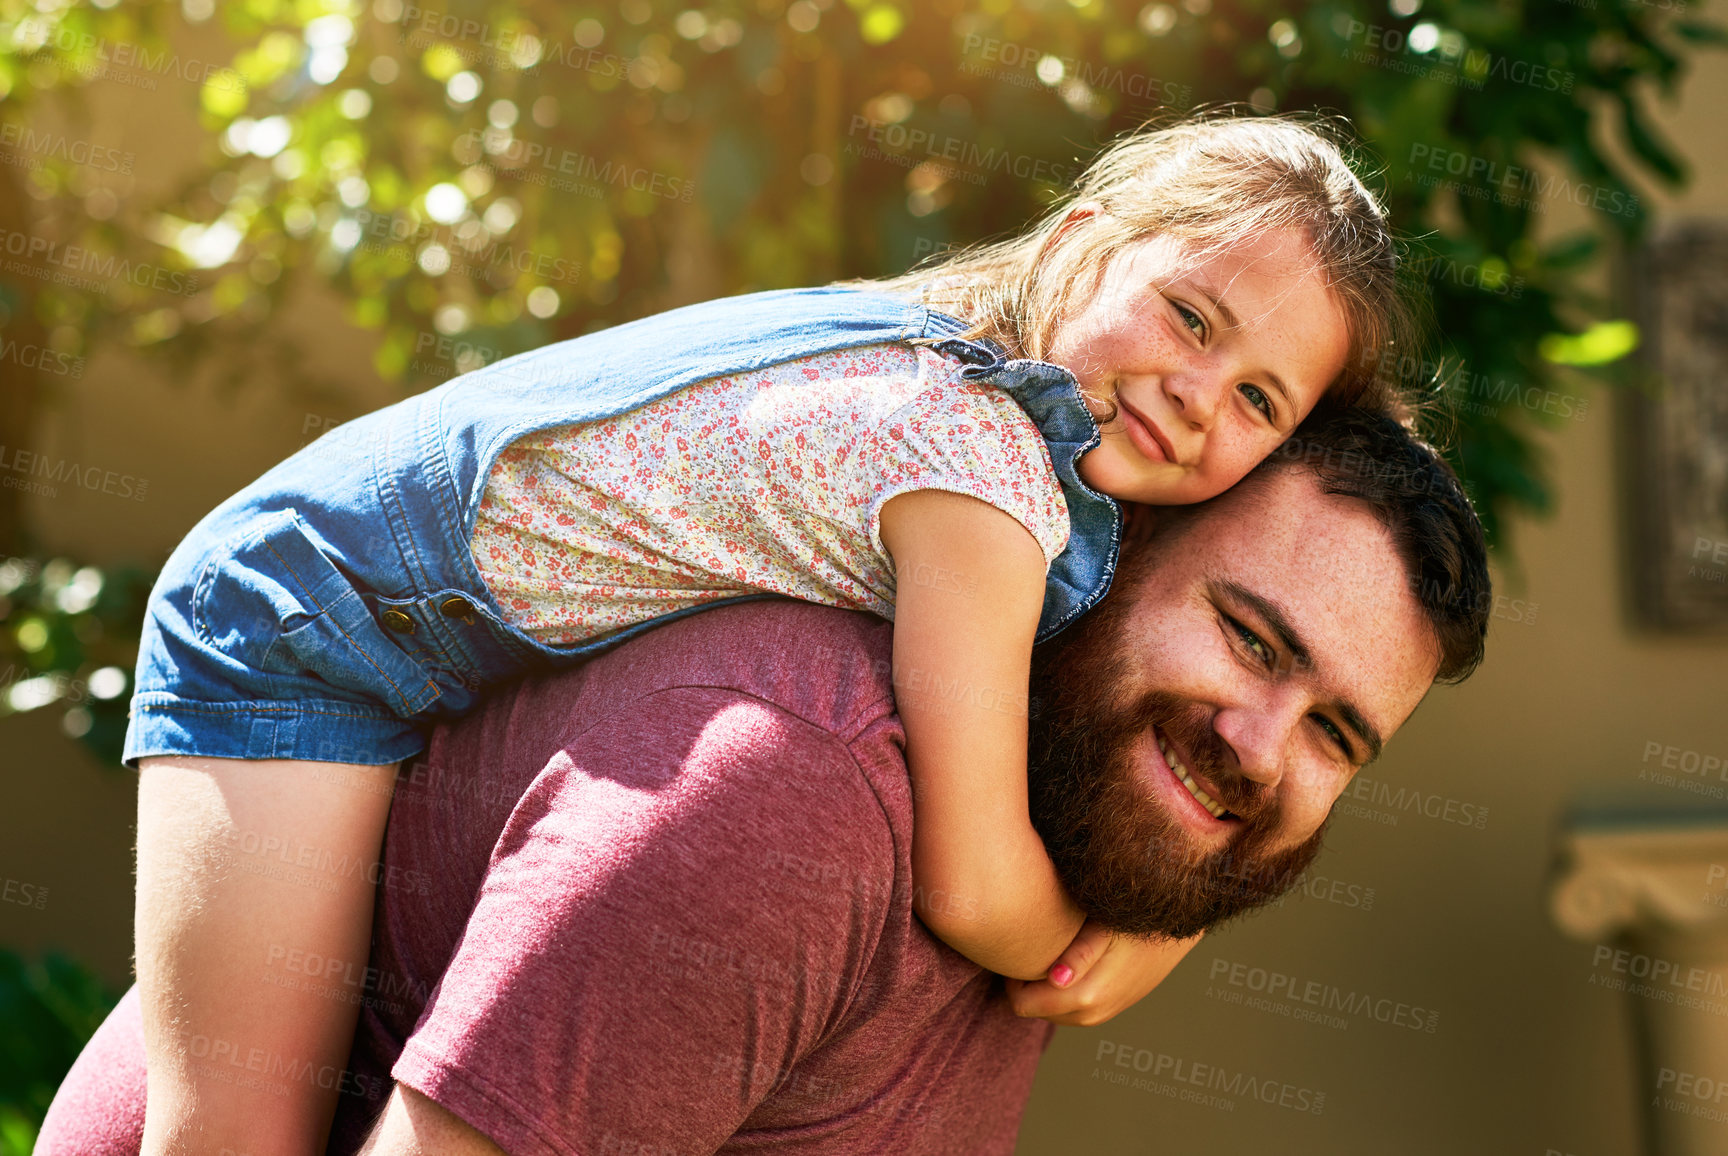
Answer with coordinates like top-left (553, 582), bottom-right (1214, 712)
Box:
top-left (39, 408), bottom-right (1489, 1156)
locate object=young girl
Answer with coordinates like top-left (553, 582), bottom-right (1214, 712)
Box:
top-left (129, 114), bottom-right (1411, 1154)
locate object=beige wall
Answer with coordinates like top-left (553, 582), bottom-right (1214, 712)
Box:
top-left (2, 10), bottom-right (1726, 1155)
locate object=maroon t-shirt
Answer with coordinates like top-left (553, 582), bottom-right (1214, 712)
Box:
top-left (38, 601), bottom-right (1052, 1155)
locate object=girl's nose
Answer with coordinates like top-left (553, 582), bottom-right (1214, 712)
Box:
top-left (1166, 369), bottom-right (1226, 430)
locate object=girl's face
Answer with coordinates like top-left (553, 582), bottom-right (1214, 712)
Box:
top-left (1046, 226), bottom-right (1350, 507)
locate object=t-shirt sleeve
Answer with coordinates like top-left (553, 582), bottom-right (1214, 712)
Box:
top-left (861, 345), bottom-right (1071, 572)
top-left (390, 685), bottom-right (896, 1156)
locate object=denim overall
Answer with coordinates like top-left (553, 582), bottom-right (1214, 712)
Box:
top-left (123, 286), bottom-right (1122, 767)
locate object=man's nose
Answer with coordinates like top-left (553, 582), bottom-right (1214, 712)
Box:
top-left (1212, 704), bottom-right (1287, 792)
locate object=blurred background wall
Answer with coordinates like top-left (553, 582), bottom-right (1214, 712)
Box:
top-left (1, 0), bottom-right (1725, 1152)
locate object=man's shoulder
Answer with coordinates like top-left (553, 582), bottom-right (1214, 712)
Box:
top-left (584, 601), bottom-right (902, 747)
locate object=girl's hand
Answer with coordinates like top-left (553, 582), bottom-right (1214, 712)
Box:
top-left (1006, 920), bottom-right (1203, 1026)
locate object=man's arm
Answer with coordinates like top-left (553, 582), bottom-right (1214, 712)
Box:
top-left (358, 1086), bottom-right (504, 1156)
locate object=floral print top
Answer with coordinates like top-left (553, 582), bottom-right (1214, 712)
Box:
top-left (468, 341), bottom-right (1071, 645)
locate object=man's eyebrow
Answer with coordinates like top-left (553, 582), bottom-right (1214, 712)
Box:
top-left (1214, 579), bottom-right (1310, 668)
top-left (1192, 284), bottom-right (1294, 417)
top-left (1211, 579), bottom-right (1385, 764)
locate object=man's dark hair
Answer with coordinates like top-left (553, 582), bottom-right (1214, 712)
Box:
top-left (1260, 408), bottom-right (1491, 683)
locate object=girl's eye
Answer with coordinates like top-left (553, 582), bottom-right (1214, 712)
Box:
top-left (1174, 301), bottom-right (1206, 340)
top-left (1229, 617), bottom-right (1273, 668)
top-left (1239, 382), bottom-right (1275, 422)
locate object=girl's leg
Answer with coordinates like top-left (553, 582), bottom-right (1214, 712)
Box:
top-left (135, 755), bottom-right (399, 1156)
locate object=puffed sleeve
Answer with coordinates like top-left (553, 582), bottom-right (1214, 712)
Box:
top-left (858, 346), bottom-right (1071, 572)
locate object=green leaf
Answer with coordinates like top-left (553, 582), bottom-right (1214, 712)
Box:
top-left (1618, 92), bottom-right (1686, 186)
top-left (1672, 20), bottom-right (1728, 47)
top-left (1539, 320), bottom-right (1640, 366)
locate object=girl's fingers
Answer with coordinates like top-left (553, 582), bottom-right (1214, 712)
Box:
top-left (1011, 928), bottom-right (1206, 1025)
top-left (1049, 920), bottom-right (1113, 987)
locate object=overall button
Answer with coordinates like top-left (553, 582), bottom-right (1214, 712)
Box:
top-left (380, 609), bottom-right (417, 634)
top-left (440, 596), bottom-right (476, 622)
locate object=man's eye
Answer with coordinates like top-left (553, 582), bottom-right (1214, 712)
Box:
top-left (1174, 302), bottom-right (1206, 340)
top-left (1229, 618), bottom-right (1273, 667)
top-left (1313, 714), bottom-right (1352, 758)
top-left (1240, 382), bottom-right (1274, 421)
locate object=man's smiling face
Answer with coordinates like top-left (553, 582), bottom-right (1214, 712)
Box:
top-left (1028, 466), bottom-right (1442, 937)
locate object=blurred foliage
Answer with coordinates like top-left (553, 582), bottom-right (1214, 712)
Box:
top-left (0, 0), bottom-right (1721, 546)
top-left (0, 950), bottom-right (119, 1156)
top-left (0, 554), bottom-right (153, 764)
top-left (0, 0), bottom-right (1721, 750)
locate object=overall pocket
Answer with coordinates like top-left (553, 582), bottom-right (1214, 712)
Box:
top-left (193, 509), bottom-right (444, 717)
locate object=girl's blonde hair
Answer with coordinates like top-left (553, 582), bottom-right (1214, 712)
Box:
top-left (863, 110), bottom-right (1417, 418)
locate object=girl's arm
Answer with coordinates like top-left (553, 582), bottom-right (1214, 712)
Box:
top-left (878, 489), bottom-right (1084, 980)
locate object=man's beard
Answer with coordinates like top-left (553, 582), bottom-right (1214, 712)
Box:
top-left (1027, 611), bottom-right (1329, 940)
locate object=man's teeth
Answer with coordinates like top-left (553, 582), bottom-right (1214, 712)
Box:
top-left (1159, 733), bottom-right (1228, 819)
